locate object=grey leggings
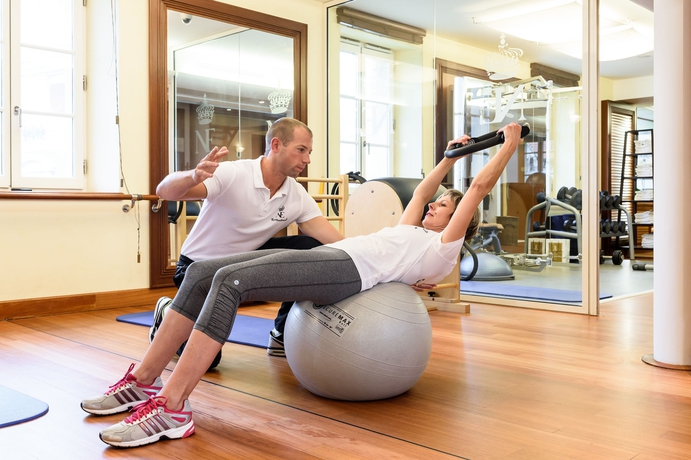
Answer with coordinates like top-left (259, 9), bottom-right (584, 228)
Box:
top-left (169, 247), bottom-right (362, 344)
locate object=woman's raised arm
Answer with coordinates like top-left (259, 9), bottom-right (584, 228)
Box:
top-left (399, 135), bottom-right (469, 225)
top-left (441, 123), bottom-right (522, 243)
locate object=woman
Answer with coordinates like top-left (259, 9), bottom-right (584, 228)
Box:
top-left (82, 122), bottom-right (522, 448)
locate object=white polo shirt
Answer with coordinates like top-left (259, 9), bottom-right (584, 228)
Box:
top-left (180, 157), bottom-right (323, 261)
top-left (326, 225), bottom-right (465, 291)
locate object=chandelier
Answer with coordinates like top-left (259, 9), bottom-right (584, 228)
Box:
top-left (484, 34), bottom-right (523, 81)
top-left (196, 94), bottom-right (214, 125)
top-left (268, 90), bottom-right (292, 114)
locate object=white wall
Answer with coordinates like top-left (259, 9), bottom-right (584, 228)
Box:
top-left (0, 0), bottom-right (151, 301)
top-left (0, 0), bottom-right (326, 302)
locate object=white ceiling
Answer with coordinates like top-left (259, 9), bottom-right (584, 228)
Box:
top-left (166, 0), bottom-right (654, 109)
top-left (336, 0), bottom-right (654, 80)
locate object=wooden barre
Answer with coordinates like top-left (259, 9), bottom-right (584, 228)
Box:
top-left (310, 194), bottom-right (344, 200)
top-left (0, 192), bottom-right (159, 201)
top-left (297, 177), bottom-right (346, 184)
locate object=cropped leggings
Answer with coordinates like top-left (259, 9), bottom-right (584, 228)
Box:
top-left (169, 247), bottom-right (362, 344)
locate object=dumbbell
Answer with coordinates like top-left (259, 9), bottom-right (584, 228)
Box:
top-left (564, 219), bottom-right (578, 233)
top-left (600, 219), bottom-right (612, 235)
top-left (632, 262), bottom-right (653, 271)
top-left (600, 191), bottom-right (622, 210)
top-left (601, 193), bottom-right (622, 209)
top-left (600, 249), bottom-right (625, 265)
top-left (600, 191), bottom-right (609, 209)
top-left (533, 221), bottom-right (545, 231)
top-left (536, 191), bottom-right (546, 203)
top-left (605, 194), bottom-right (615, 208)
top-left (557, 186), bottom-right (583, 210)
top-left (605, 194), bottom-right (622, 208)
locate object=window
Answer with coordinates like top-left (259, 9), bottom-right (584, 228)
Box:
top-left (0, 0), bottom-right (85, 189)
top-left (339, 40), bottom-right (393, 179)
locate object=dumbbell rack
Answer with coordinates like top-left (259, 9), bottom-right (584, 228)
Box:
top-left (600, 200), bottom-right (635, 264)
top-left (525, 195), bottom-right (636, 266)
top-left (524, 197), bottom-right (582, 262)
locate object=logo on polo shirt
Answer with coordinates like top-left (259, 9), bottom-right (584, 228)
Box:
top-left (272, 205), bottom-right (287, 222)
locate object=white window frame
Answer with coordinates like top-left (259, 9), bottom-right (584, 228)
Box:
top-left (0, 0), bottom-right (85, 189)
top-left (339, 39), bottom-right (393, 180)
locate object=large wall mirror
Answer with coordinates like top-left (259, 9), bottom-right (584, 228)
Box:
top-left (149, 0), bottom-right (307, 287)
top-left (326, 0), bottom-right (654, 312)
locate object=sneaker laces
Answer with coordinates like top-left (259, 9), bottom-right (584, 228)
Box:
top-left (125, 396), bottom-right (168, 424)
top-left (105, 363), bottom-right (137, 395)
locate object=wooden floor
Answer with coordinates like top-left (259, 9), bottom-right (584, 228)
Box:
top-left (2, 293), bottom-right (691, 459)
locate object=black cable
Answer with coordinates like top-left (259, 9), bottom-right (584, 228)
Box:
top-left (460, 241), bottom-right (479, 282)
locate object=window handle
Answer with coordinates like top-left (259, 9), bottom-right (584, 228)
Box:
top-left (14, 106), bottom-right (21, 127)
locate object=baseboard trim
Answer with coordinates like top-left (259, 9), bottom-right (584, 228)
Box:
top-left (0, 287), bottom-right (178, 321)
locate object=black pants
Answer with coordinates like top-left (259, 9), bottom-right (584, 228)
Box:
top-left (174, 235), bottom-right (322, 334)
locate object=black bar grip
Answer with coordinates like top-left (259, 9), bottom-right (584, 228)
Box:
top-left (444, 123), bottom-right (531, 159)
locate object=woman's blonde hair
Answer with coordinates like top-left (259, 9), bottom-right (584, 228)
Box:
top-left (440, 189), bottom-right (481, 241)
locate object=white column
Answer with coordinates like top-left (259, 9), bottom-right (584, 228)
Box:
top-left (646, 0), bottom-right (691, 367)
top-left (582, 0), bottom-right (599, 315)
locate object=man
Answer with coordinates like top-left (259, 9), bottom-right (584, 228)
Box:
top-left (151, 118), bottom-right (343, 367)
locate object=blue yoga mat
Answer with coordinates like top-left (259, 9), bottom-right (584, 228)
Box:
top-left (461, 281), bottom-right (611, 302)
top-left (116, 311), bottom-right (273, 348)
top-left (0, 385), bottom-right (49, 429)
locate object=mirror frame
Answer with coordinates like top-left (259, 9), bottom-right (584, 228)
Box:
top-left (149, 0), bottom-right (308, 287)
top-left (434, 59), bottom-right (489, 167)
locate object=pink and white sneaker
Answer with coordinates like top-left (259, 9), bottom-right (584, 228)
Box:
top-left (99, 396), bottom-right (195, 448)
top-left (81, 363), bottom-right (163, 415)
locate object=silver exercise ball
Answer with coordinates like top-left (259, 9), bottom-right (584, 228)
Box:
top-left (284, 282), bottom-right (432, 401)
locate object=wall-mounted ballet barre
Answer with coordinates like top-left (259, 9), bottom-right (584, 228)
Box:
top-left (0, 191), bottom-right (165, 214)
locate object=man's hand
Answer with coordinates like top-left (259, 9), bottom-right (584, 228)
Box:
top-left (193, 146), bottom-right (229, 184)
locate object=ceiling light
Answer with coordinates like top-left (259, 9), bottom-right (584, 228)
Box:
top-left (548, 23), bottom-right (653, 60)
top-left (473, 0), bottom-right (654, 61)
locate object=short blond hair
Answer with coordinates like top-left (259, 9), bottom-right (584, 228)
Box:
top-left (265, 118), bottom-right (312, 154)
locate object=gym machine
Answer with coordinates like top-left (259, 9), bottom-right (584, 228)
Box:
top-left (524, 195), bottom-right (583, 264)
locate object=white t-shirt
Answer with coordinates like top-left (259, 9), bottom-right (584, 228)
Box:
top-left (180, 157), bottom-right (323, 261)
top-left (326, 225), bottom-right (465, 291)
